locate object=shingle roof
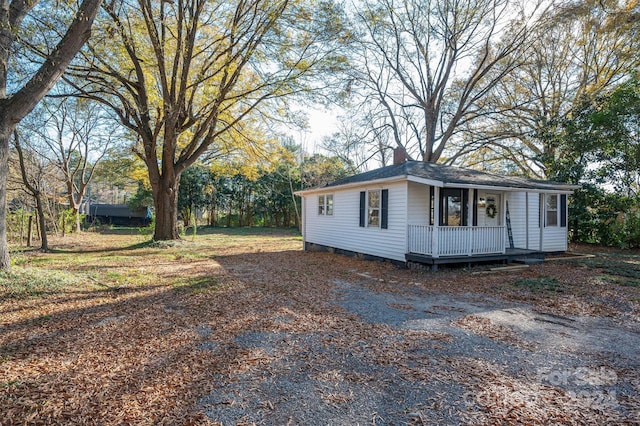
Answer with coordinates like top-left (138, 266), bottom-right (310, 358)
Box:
top-left (322, 161), bottom-right (576, 191)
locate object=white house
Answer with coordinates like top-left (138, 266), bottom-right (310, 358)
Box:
top-left (295, 160), bottom-right (579, 269)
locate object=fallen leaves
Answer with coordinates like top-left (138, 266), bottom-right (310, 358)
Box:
top-left (0, 232), bottom-right (638, 424)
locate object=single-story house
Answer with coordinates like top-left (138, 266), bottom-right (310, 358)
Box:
top-left (295, 159), bottom-right (579, 269)
top-left (83, 204), bottom-right (152, 227)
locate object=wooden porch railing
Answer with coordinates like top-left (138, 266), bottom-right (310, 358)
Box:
top-left (407, 225), bottom-right (505, 257)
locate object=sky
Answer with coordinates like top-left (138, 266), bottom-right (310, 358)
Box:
top-left (297, 107), bottom-right (340, 156)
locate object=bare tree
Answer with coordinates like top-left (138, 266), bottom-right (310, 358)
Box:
top-left (349, 0), bottom-right (545, 163)
top-left (25, 98), bottom-right (117, 232)
top-left (321, 114), bottom-right (393, 171)
top-left (65, 0), bottom-right (349, 240)
top-left (463, 0), bottom-right (640, 177)
top-left (13, 131), bottom-right (50, 251)
top-left (0, 0), bottom-right (103, 269)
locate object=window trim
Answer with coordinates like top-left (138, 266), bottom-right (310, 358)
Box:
top-left (317, 194), bottom-right (334, 216)
top-left (545, 194), bottom-right (559, 227)
top-left (359, 189), bottom-right (388, 229)
top-left (367, 189), bottom-right (381, 227)
top-left (439, 188), bottom-right (468, 227)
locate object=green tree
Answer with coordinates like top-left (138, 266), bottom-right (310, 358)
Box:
top-left (549, 76), bottom-right (640, 247)
top-left (300, 154), bottom-right (352, 188)
top-left (178, 165), bottom-right (212, 227)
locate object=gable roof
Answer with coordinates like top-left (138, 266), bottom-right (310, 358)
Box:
top-left (297, 161), bottom-right (579, 194)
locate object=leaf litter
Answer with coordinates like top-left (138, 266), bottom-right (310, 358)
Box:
top-left (0, 232), bottom-right (639, 424)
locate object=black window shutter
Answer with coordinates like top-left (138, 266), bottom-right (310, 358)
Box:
top-left (560, 194), bottom-right (567, 227)
top-left (381, 189), bottom-right (389, 229)
top-left (462, 189), bottom-right (469, 226)
top-left (359, 191), bottom-right (365, 227)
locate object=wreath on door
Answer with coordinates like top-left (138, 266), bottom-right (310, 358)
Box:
top-left (486, 203), bottom-right (498, 218)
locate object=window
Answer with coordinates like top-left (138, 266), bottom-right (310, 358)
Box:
top-left (318, 194), bottom-right (334, 216)
top-left (546, 194), bottom-right (558, 226)
top-left (368, 190), bottom-right (380, 227)
top-left (440, 188), bottom-right (468, 226)
top-left (360, 189), bottom-right (388, 229)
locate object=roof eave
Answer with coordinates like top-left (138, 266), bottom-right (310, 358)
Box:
top-left (442, 182), bottom-right (579, 193)
top-left (294, 175), bottom-right (409, 196)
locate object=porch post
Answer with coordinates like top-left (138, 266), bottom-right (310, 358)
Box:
top-left (433, 186), bottom-right (440, 258)
top-left (539, 193), bottom-right (545, 252)
top-left (467, 189), bottom-right (474, 256)
top-left (525, 192), bottom-right (529, 249)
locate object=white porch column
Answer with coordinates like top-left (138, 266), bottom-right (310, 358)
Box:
top-left (433, 186), bottom-right (440, 258)
top-left (525, 192), bottom-right (529, 249)
top-left (467, 189), bottom-right (474, 255)
top-left (539, 193), bottom-right (545, 252)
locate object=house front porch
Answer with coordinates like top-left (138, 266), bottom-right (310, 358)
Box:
top-left (406, 224), bottom-right (544, 269)
top-left (407, 224), bottom-right (506, 257)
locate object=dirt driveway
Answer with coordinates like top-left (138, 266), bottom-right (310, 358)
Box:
top-left (1, 232), bottom-right (639, 425)
top-left (202, 254), bottom-right (640, 425)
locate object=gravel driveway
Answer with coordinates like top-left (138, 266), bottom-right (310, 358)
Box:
top-left (198, 262), bottom-right (640, 425)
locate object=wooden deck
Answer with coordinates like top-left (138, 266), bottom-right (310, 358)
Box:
top-left (405, 248), bottom-right (545, 270)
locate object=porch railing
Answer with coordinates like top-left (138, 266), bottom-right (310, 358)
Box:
top-left (407, 225), bottom-right (505, 257)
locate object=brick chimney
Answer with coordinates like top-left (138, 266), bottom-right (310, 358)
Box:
top-left (393, 146), bottom-right (407, 165)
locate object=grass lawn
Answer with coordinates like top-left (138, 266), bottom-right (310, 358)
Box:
top-left (1, 228), bottom-right (639, 424)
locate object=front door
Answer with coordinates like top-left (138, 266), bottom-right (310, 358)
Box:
top-left (479, 192), bottom-right (501, 227)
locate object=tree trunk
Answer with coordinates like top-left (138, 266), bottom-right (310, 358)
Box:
top-left (35, 193), bottom-right (48, 252)
top-left (0, 127), bottom-right (12, 269)
top-left (153, 177), bottom-right (180, 240)
top-left (74, 208), bottom-right (81, 233)
top-left (27, 215), bottom-right (33, 247)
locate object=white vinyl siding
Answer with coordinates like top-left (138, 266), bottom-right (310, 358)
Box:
top-left (527, 194), bottom-right (541, 250)
top-left (407, 182), bottom-right (430, 225)
top-left (505, 192), bottom-right (526, 249)
top-left (303, 182), bottom-right (408, 262)
top-left (542, 193), bottom-right (568, 252)
top-left (504, 191), bottom-right (544, 250)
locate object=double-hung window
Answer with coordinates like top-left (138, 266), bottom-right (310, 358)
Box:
top-left (318, 194), bottom-right (334, 216)
top-left (545, 194), bottom-right (558, 227)
top-left (368, 190), bottom-right (380, 227)
top-left (544, 194), bottom-right (567, 227)
top-left (359, 189), bottom-right (388, 229)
